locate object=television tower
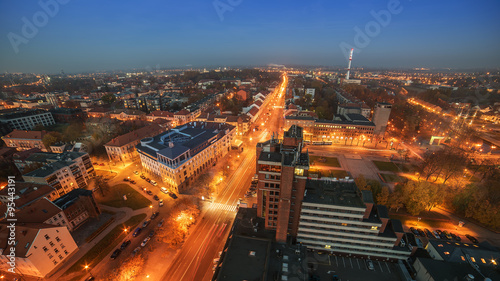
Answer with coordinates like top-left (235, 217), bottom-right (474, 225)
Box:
top-left (346, 48), bottom-right (354, 80)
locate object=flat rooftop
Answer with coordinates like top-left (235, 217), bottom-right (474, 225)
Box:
top-left (303, 179), bottom-right (365, 209)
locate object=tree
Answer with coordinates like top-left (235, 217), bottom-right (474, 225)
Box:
top-left (93, 175), bottom-right (110, 196)
top-left (42, 131), bottom-right (63, 149)
top-left (101, 93), bottom-right (116, 104)
top-left (388, 186), bottom-right (404, 212)
top-left (376, 186), bottom-right (390, 206)
top-left (105, 254), bottom-right (145, 281)
top-left (63, 122), bottom-right (83, 142)
top-left (32, 124), bottom-right (46, 131)
top-left (355, 175), bottom-right (368, 190)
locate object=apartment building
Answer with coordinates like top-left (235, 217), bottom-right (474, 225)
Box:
top-left (22, 152), bottom-right (95, 197)
top-left (296, 179), bottom-right (410, 260)
top-left (0, 109), bottom-right (55, 131)
top-left (2, 130), bottom-right (48, 151)
top-left (104, 123), bottom-right (163, 163)
top-left (136, 122), bottom-right (236, 192)
top-left (53, 189), bottom-right (101, 230)
top-left (0, 223), bottom-right (78, 278)
top-left (256, 125), bottom-right (310, 243)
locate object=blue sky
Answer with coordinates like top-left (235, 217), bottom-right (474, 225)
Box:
top-left (0, 0), bottom-right (499, 73)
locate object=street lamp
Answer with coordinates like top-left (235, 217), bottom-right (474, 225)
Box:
top-left (84, 265), bottom-right (94, 278)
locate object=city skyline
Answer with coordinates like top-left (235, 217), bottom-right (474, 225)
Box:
top-left (1, 0), bottom-right (500, 74)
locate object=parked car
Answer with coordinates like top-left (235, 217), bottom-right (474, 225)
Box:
top-left (150, 180), bottom-right (157, 186)
top-left (123, 178), bottom-right (129, 182)
top-left (159, 199), bottom-right (164, 207)
top-left (85, 276), bottom-right (95, 281)
top-left (150, 211), bottom-right (159, 220)
top-left (153, 195), bottom-right (159, 201)
top-left (432, 230), bottom-right (440, 239)
top-left (366, 260), bottom-right (375, 270)
top-left (130, 180), bottom-right (136, 184)
top-left (465, 234), bottom-right (478, 243)
top-left (132, 227), bottom-right (142, 237)
top-left (158, 219), bottom-right (165, 227)
top-left (134, 170), bottom-right (139, 175)
top-left (148, 230), bottom-right (155, 237)
top-left (160, 187), bottom-right (168, 194)
top-left (142, 220), bottom-right (150, 228)
top-left (140, 174), bottom-right (146, 179)
top-left (451, 233), bottom-right (461, 242)
top-left (424, 229), bottom-right (433, 238)
top-left (409, 227), bottom-right (419, 236)
top-left (417, 229), bottom-right (426, 237)
top-left (145, 178), bottom-right (151, 182)
top-left (131, 247), bottom-right (141, 257)
top-left (99, 163), bottom-right (104, 166)
top-left (120, 240), bottom-right (131, 250)
top-left (169, 192), bottom-right (178, 199)
top-left (110, 249), bottom-right (121, 259)
top-left (146, 190), bottom-right (153, 196)
top-left (141, 237), bottom-right (151, 247)
top-left (442, 231), bottom-right (453, 240)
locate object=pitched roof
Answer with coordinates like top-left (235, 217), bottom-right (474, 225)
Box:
top-left (0, 223), bottom-right (62, 257)
top-left (105, 123), bottom-right (163, 147)
top-left (0, 182), bottom-right (55, 209)
top-left (148, 110), bottom-right (174, 117)
top-left (2, 130), bottom-right (46, 140)
top-left (175, 109), bottom-right (190, 115)
top-left (11, 197), bottom-right (62, 223)
top-left (247, 107), bottom-right (259, 117)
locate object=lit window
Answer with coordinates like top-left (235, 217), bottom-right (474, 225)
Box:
top-left (371, 226), bottom-right (378, 230)
top-left (471, 257), bottom-right (476, 263)
top-left (341, 223), bottom-right (348, 226)
top-left (481, 258), bottom-right (486, 264)
top-left (444, 252), bottom-right (450, 255)
top-left (461, 256), bottom-right (465, 261)
top-left (492, 260), bottom-right (497, 265)
top-left (325, 245), bottom-right (331, 249)
top-left (438, 244), bottom-right (443, 247)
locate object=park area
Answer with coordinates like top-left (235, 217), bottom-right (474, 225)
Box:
top-left (96, 184), bottom-right (151, 210)
top-left (310, 156), bottom-right (341, 168)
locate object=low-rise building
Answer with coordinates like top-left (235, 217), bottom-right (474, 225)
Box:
top-left (1, 130), bottom-right (48, 151)
top-left (0, 223), bottom-right (78, 278)
top-left (104, 123), bottom-right (163, 163)
top-left (0, 182), bottom-right (58, 208)
top-left (136, 122), bottom-right (235, 192)
top-left (53, 189), bottom-right (101, 230)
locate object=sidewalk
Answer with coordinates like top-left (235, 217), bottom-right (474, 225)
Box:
top-left (48, 205), bottom-right (149, 281)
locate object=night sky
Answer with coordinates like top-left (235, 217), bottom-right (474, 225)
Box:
top-left (1, 0), bottom-right (499, 73)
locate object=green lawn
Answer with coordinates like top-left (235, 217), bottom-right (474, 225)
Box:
top-left (372, 161), bottom-right (400, 172)
top-left (64, 214), bottom-right (147, 278)
top-left (328, 170), bottom-right (349, 179)
top-left (310, 156), bottom-right (341, 168)
top-left (99, 184), bottom-right (151, 210)
top-left (380, 173), bottom-right (404, 183)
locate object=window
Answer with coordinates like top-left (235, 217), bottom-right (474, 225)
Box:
top-left (49, 242), bottom-right (54, 247)
top-left (461, 256), bottom-right (465, 261)
top-left (54, 248), bottom-right (59, 253)
top-left (44, 234), bottom-right (50, 240)
top-left (64, 250), bottom-right (68, 255)
top-left (59, 255), bottom-right (64, 260)
top-left (55, 237), bottom-right (60, 242)
top-left (43, 246), bottom-right (48, 252)
top-left (471, 257), bottom-right (476, 263)
top-left (444, 252), bottom-right (450, 255)
top-left (481, 258), bottom-right (486, 264)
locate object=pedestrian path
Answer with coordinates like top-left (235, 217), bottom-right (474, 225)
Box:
top-left (208, 202), bottom-right (238, 212)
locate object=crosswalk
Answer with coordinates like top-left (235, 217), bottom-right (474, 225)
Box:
top-left (208, 202), bottom-right (237, 212)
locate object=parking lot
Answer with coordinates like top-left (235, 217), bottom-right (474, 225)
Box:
top-left (309, 253), bottom-right (403, 281)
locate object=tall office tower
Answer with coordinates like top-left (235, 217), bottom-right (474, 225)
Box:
top-left (372, 102), bottom-right (392, 136)
top-left (255, 125), bottom-right (310, 243)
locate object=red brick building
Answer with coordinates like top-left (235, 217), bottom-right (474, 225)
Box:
top-left (256, 125), bottom-right (310, 243)
top-left (1, 130), bottom-right (48, 151)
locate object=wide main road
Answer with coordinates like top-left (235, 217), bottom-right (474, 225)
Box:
top-left (161, 74), bottom-right (287, 281)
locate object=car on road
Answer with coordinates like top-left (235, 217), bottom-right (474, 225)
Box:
top-left (134, 171), bottom-right (139, 175)
top-left (110, 249), bottom-right (121, 259)
top-left (366, 260), bottom-right (375, 270)
top-left (99, 163), bottom-right (104, 166)
top-left (158, 219), bottom-right (165, 227)
top-left (142, 220), bottom-right (150, 228)
top-left (160, 187), bottom-right (168, 194)
top-left (120, 240), bottom-right (131, 250)
top-left (148, 230), bottom-right (155, 237)
top-left (153, 195), bottom-right (159, 201)
top-left (146, 190), bottom-right (153, 196)
top-left (131, 246), bottom-right (141, 257)
top-left (132, 227), bottom-right (142, 237)
top-left (150, 211), bottom-right (159, 220)
top-left (140, 174), bottom-right (145, 179)
top-left (123, 178), bottom-right (129, 182)
top-left (93, 162), bottom-right (98, 165)
top-left (141, 237), bottom-right (151, 247)
top-left (169, 192), bottom-right (178, 199)
top-left (465, 234), bottom-right (478, 243)
top-left (159, 199), bottom-right (164, 207)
